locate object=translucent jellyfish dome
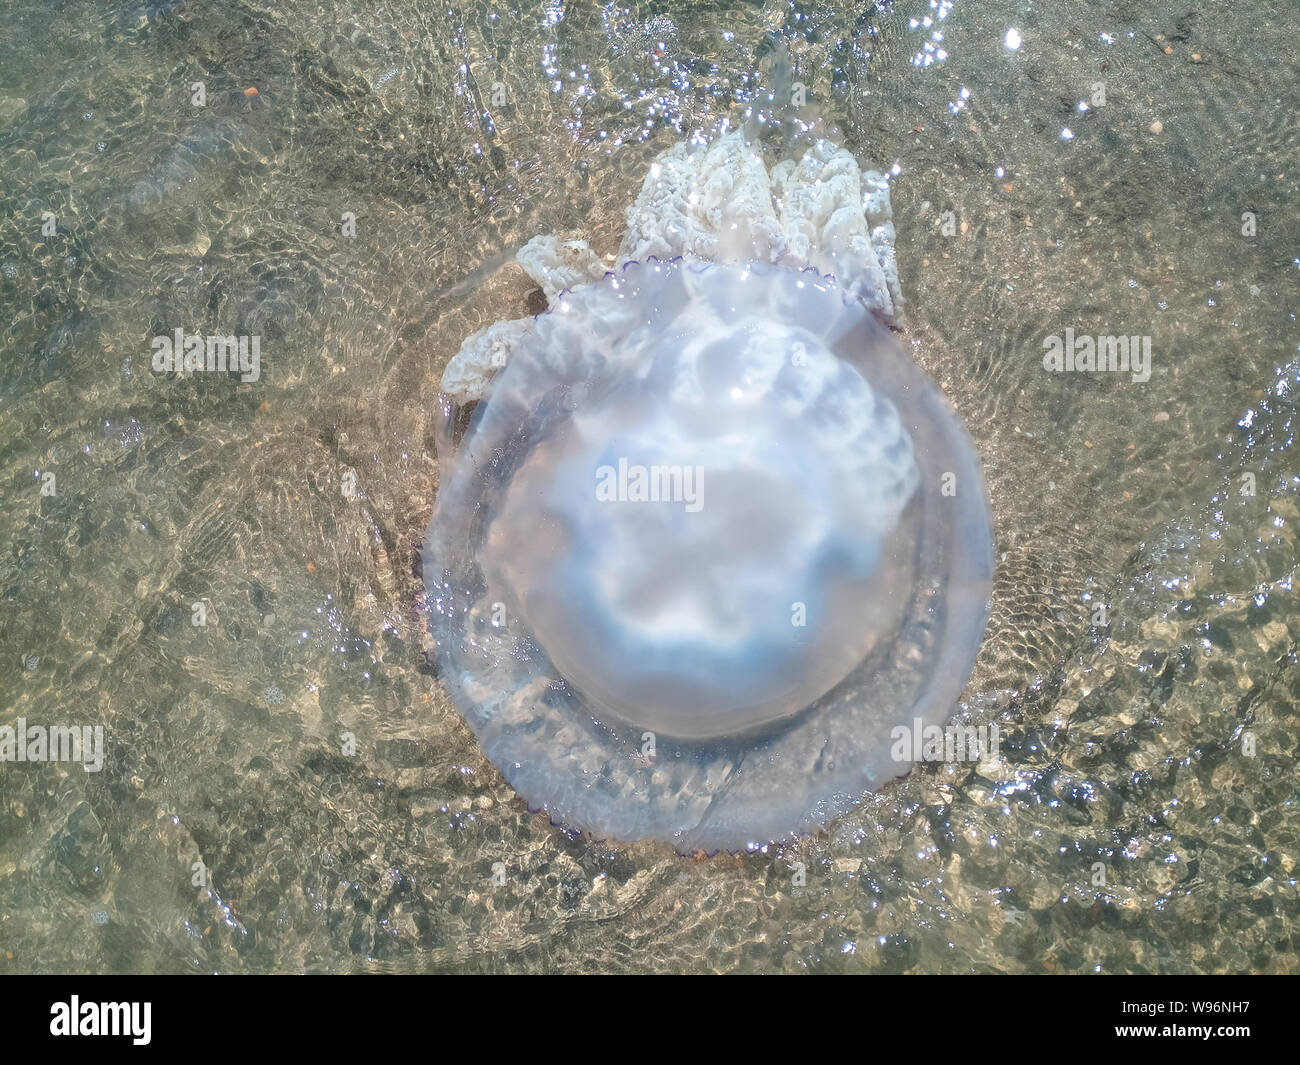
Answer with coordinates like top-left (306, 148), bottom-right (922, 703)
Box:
top-left (422, 257), bottom-right (994, 853)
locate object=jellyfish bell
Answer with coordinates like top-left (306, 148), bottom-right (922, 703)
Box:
top-left (478, 261), bottom-right (918, 741)
top-left (423, 256), bottom-right (994, 853)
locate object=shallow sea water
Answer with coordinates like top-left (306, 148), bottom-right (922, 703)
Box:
top-left (0, 0), bottom-right (1296, 973)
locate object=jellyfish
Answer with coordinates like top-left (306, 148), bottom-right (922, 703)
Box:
top-left (422, 130), bottom-right (994, 853)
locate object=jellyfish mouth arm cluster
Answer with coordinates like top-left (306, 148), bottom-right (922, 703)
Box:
top-left (439, 127), bottom-right (904, 405)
